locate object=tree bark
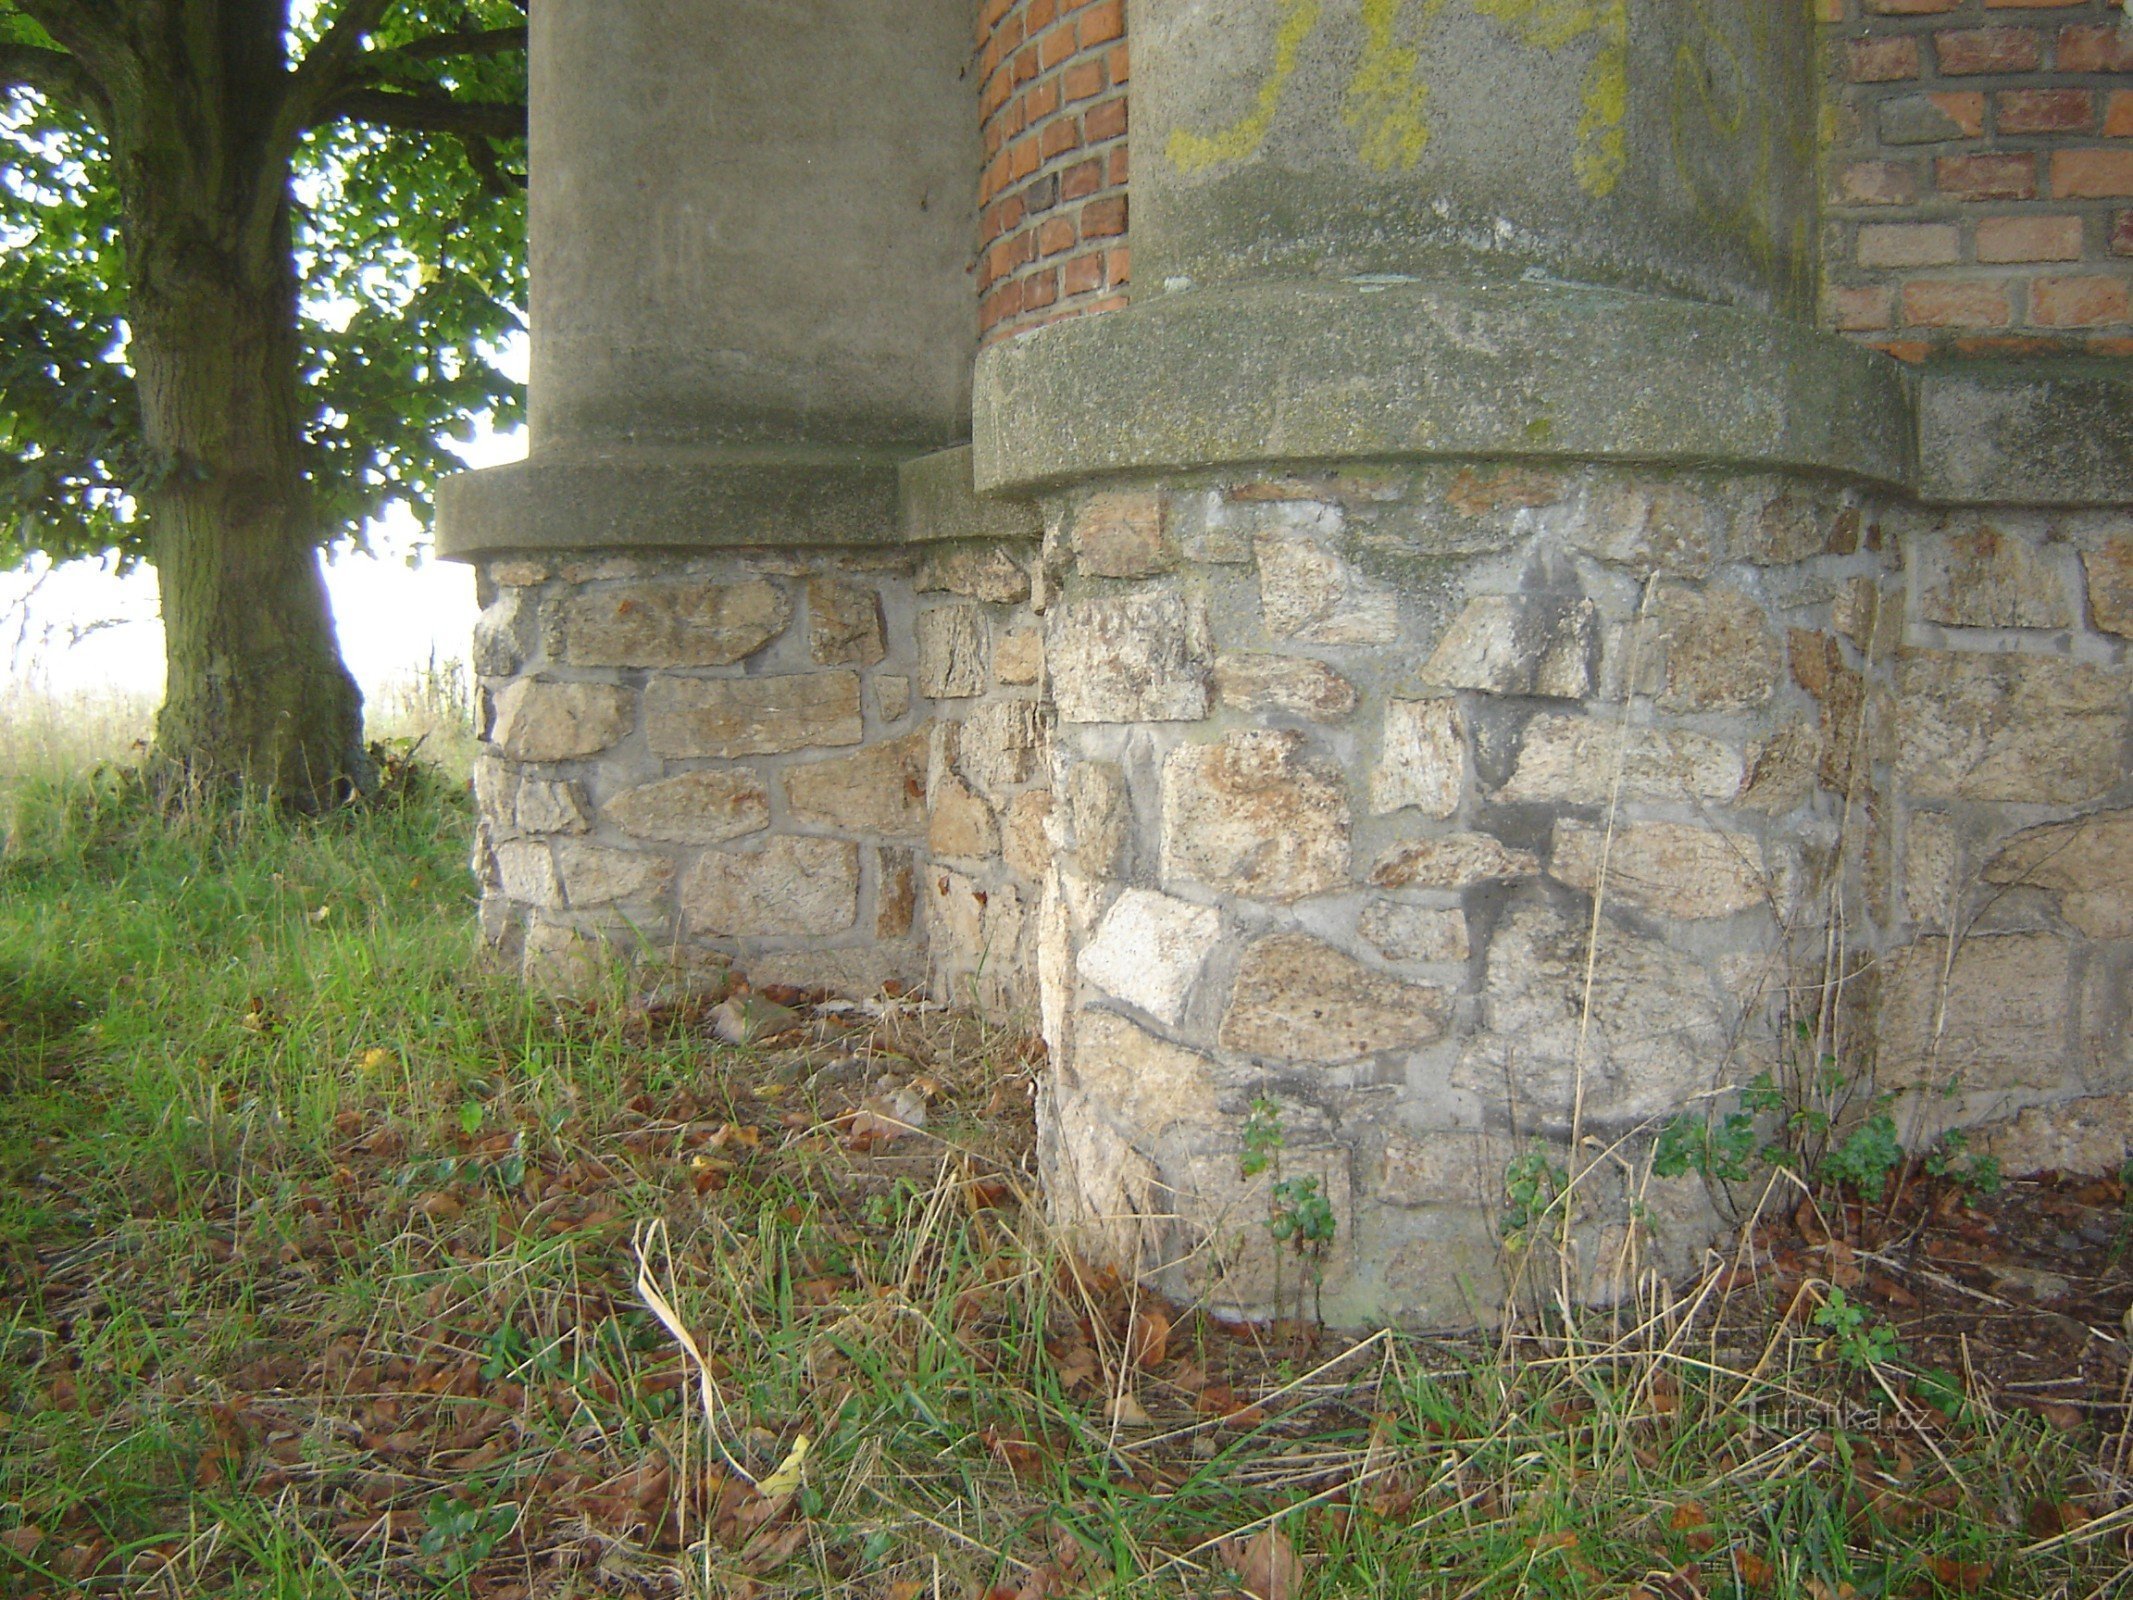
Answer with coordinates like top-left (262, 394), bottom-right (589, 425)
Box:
top-left (117, 13), bottom-right (371, 808)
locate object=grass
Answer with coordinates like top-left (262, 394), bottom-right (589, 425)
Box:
top-left (0, 735), bottom-right (2128, 1597)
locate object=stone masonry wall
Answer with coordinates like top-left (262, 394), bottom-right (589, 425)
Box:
top-left (466, 540), bottom-right (1047, 1007)
top-left (976, 0), bottom-right (1129, 343)
top-left (1820, 0), bottom-right (2133, 358)
top-left (1027, 469), bottom-right (2133, 1325)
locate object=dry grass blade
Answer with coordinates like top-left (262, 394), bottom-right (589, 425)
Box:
top-left (632, 1216), bottom-right (756, 1487)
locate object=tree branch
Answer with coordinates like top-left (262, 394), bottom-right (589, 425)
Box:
top-left (11, 0), bottom-right (125, 110)
top-left (311, 84), bottom-right (524, 141)
top-left (0, 38), bottom-right (101, 112)
top-left (390, 25), bottom-right (524, 62)
top-left (275, 0), bottom-right (396, 147)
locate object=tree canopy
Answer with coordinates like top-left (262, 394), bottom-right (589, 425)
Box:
top-left (0, 0), bottom-right (528, 574)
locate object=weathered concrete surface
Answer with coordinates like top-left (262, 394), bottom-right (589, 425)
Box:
top-left (1916, 364), bottom-right (2133, 508)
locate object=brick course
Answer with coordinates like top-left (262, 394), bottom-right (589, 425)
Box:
top-left (1822, 0), bottom-right (2133, 356)
top-left (977, 0), bottom-right (1129, 344)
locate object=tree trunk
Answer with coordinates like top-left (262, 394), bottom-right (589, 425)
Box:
top-left (119, 18), bottom-right (370, 809)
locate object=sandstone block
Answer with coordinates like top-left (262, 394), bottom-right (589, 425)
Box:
top-left (1455, 902), bottom-right (1726, 1126)
top-left (876, 675), bottom-right (913, 722)
top-left (1161, 731), bottom-right (1351, 903)
top-left (994, 628), bottom-right (1045, 686)
top-left (472, 755), bottom-right (519, 832)
top-left (682, 836), bottom-right (860, 938)
top-left (917, 605), bottom-right (990, 699)
top-left (1739, 492), bottom-right (1851, 566)
top-left (1219, 933), bottom-right (1449, 1063)
top-left (958, 700), bottom-right (1048, 804)
top-left (2084, 539), bottom-right (2133, 639)
top-left (1654, 584), bottom-right (1781, 711)
top-left (1895, 652), bottom-right (2125, 804)
top-left (1878, 933), bottom-right (2073, 1090)
top-left (1549, 820), bottom-right (1772, 920)
top-left (1256, 511), bottom-right (1400, 645)
top-left (1575, 481), bottom-right (1718, 578)
top-left (1986, 809), bottom-right (2133, 939)
top-left (928, 765), bottom-right (999, 861)
top-left (806, 579), bottom-right (887, 667)
top-left (1419, 596), bottom-right (1595, 699)
top-left (1213, 653), bottom-right (1358, 720)
top-left (1369, 832), bottom-right (1541, 888)
top-left (1358, 902), bottom-right (1470, 963)
top-left (645, 673), bottom-right (862, 759)
top-left (920, 545), bottom-right (1031, 604)
top-left (555, 840), bottom-right (673, 907)
top-left (1980, 1094), bottom-right (2133, 1178)
top-left (1904, 810), bottom-right (1964, 930)
top-left (1178, 1140), bottom-right (1354, 1310)
top-left (1003, 790), bottom-right (1055, 880)
top-left (549, 579), bottom-right (789, 668)
top-left (1370, 698), bottom-right (1467, 817)
top-left (1077, 887), bottom-right (1222, 1026)
top-left (1070, 1009), bottom-right (1225, 1138)
top-left (1050, 592), bottom-right (1211, 723)
top-left (1376, 1129), bottom-right (1499, 1207)
top-left (494, 838), bottom-right (562, 908)
top-left (877, 846), bottom-right (918, 939)
top-left (492, 679), bottom-right (635, 763)
top-left (1789, 630), bottom-right (1868, 793)
top-left (783, 729), bottom-right (931, 837)
top-left (1067, 760), bottom-right (1131, 876)
top-left (1496, 714), bottom-right (1743, 805)
top-left (929, 870), bottom-right (1026, 1013)
top-left (472, 588), bottom-right (538, 677)
top-left (1912, 525), bottom-right (2073, 630)
top-left (515, 777), bottom-right (590, 835)
top-left (606, 770), bottom-right (771, 844)
top-left (1074, 489), bottom-right (1171, 578)
top-left (1833, 576), bottom-right (1888, 656)
top-left (1736, 721), bottom-right (1820, 814)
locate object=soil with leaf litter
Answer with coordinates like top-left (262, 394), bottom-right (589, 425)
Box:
top-left (6, 979), bottom-right (2133, 1598)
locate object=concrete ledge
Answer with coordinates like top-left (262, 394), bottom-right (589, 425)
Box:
top-left (435, 449), bottom-right (909, 560)
top-left (1916, 362), bottom-right (2133, 508)
top-left (972, 279), bottom-right (1915, 495)
top-left (898, 445), bottom-right (1043, 544)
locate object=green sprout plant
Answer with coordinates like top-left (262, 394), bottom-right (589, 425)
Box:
top-left (1240, 1096), bottom-right (1337, 1326)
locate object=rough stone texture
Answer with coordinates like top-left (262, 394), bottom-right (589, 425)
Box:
top-left (1376, 1130), bottom-right (1500, 1208)
top-left (1497, 714), bottom-right (1744, 805)
top-left (877, 847), bottom-right (917, 940)
top-left (516, 778), bottom-right (590, 835)
top-left (1420, 596), bottom-right (1595, 700)
top-left (922, 545), bottom-right (1030, 605)
top-left (1904, 811), bottom-right (1964, 931)
top-left (1358, 902), bottom-right (1469, 964)
top-left (682, 836), bottom-right (860, 938)
top-left (2084, 539), bottom-right (2133, 639)
top-left (494, 839), bottom-right (562, 908)
top-left (1176, 1141), bottom-right (1355, 1309)
top-left (1066, 761), bottom-right (1130, 876)
top-left (958, 700), bottom-right (1047, 805)
top-left (1981, 1094), bottom-right (2133, 1178)
top-left (493, 680), bottom-right (635, 762)
top-left (1073, 490), bottom-right (1171, 578)
top-left (927, 766), bottom-right (998, 862)
top-left (929, 869), bottom-right (1027, 1015)
top-left (1789, 630), bottom-right (1869, 793)
top-left (876, 675), bottom-right (912, 722)
top-left (1654, 584), bottom-right (1781, 711)
top-left (472, 588), bottom-right (537, 677)
top-left (1370, 699), bottom-right (1467, 818)
top-left (1895, 653), bottom-right (2127, 805)
top-left (1002, 790), bottom-right (1054, 880)
top-left (1212, 653), bottom-right (1358, 721)
top-left (1457, 902), bottom-right (1728, 1127)
top-left (917, 604), bottom-right (990, 699)
top-left (1549, 820), bottom-right (1772, 921)
top-left (1161, 731), bottom-right (1351, 903)
top-left (807, 578), bottom-right (887, 667)
top-left (1912, 526), bottom-right (2073, 631)
top-left (1986, 810), bottom-right (2133, 940)
top-left (1077, 888), bottom-right (1222, 1027)
top-left (1370, 833), bottom-right (1541, 889)
top-left (1220, 933), bottom-right (1449, 1064)
top-left (994, 628), bottom-right (1044, 686)
top-left (1878, 934), bottom-right (2074, 1091)
top-left (1050, 592), bottom-right (1211, 723)
top-left (607, 770), bottom-right (771, 844)
top-left (550, 579), bottom-right (789, 667)
top-left (555, 840), bottom-right (673, 907)
top-left (784, 729), bottom-right (931, 837)
top-left (1256, 509), bottom-right (1400, 645)
top-left (1739, 492), bottom-right (1852, 565)
top-left (646, 673), bottom-right (863, 759)
top-left (1736, 721), bottom-right (1820, 815)
top-left (1574, 482), bottom-right (1718, 578)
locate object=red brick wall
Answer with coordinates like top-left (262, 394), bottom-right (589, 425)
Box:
top-left (976, 0), bottom-right (1129, 344)
top-left (1821, 0), bottom-right (2133, 359)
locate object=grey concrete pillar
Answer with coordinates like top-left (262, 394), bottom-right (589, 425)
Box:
top-left (974, 0), bottom-right (1911, 495)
